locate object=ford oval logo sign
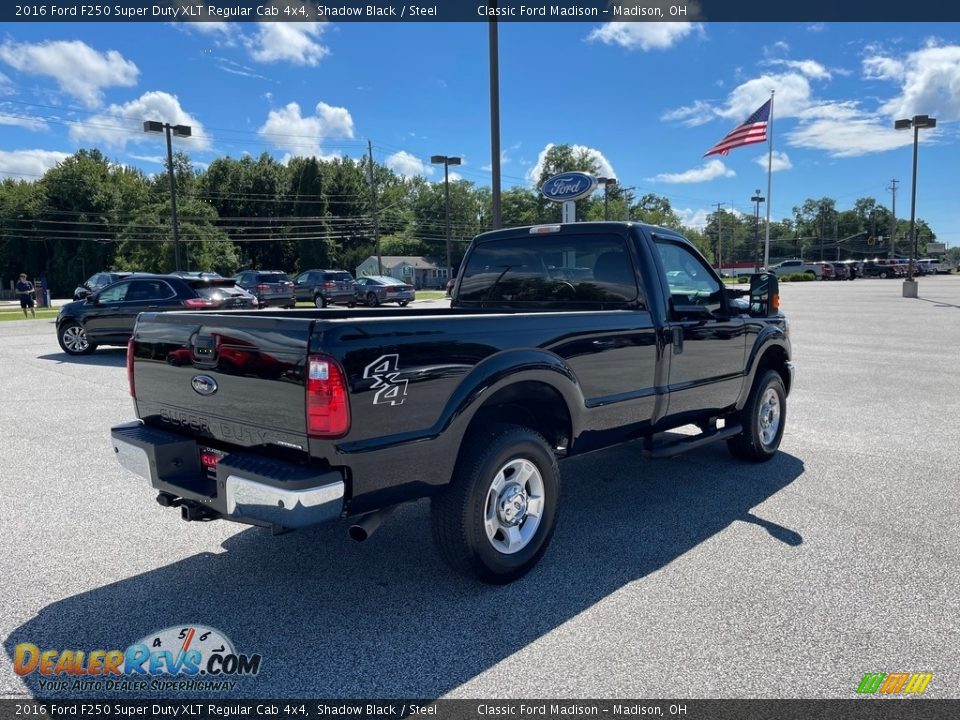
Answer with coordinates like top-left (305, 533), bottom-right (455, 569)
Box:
top-left (540, 172), bottom-right (598, 203)
top-left (191, 375), bottom-right (218, 396)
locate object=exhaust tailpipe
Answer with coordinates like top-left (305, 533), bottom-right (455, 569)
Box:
top-left (348, 505), bottom-right (398, 542)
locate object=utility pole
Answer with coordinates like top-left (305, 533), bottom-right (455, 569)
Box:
top-left (715, 202), bottom-right (724, 273)
top-left (368, 140), bottom-right (382, 275)
top-left (887, 179), bottom-right (898, 259)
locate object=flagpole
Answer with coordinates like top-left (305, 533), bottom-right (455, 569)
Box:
top-left (764, 90), bottom-right (774, 269)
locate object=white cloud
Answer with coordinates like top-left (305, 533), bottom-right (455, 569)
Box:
top-left (806, 23), bottom-right (826, 32)
top-left (717, 72), bottom-right (812, 120)
top-left (0, 112), bottom-right (48, 131)
top-left (766, 59), bottom-right (832, 80)
top-left (879, 43), bottom-right (960, 122)
top-left (647, 159), bottom-right (735, 184)
top-left (0, 40), bottom-right (138, 108)
top-left (755, 150), bottom-right (792, 172)
top-left (69, 91), bottom-right (209, 151)
top-left (587, 22), bottom-right (699, 51)
top-left (525, 144), bottom-right (616, 185)
top-left (216, 58), bottom-right (270, 81)
top-left (786, 120), bottom-right (915, 157)
top-left (0, 149), bottom-right (70, 180)
top-left (660, 100), bottom-right (716, 127)
top-left (127, 153), bottom-right (165, 165)
top-left (863, 55), bottom-right (905, 82)
top-left (258, 101), bottom-right (354, 159)
top-left (676, 207), bottom-right (711, 230)
top-left (385, 150), bottom-right (434, 179)
top-left (248, 23), bottom-right (330, 66)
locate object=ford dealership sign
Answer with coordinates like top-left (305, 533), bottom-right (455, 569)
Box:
top-left (540, 172), bottom-right (598, 202)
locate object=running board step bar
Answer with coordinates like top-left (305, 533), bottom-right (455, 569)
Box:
top-left (643, 424), bottom-right (743, 459)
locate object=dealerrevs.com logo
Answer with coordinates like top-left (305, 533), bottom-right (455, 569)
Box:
top-left (13, 625), bottom-right (261, 693)
top-left (856, 672), bottom-right (933, 695)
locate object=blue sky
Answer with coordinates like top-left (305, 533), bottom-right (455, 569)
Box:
top-left (0, 21), bottom-right (957, 244)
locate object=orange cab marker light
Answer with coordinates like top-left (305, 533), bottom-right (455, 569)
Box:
top-left (772, 293), bottom-right (780, 310)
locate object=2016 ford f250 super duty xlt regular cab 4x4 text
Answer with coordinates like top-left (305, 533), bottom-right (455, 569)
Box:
top-left (111, 222), bottom-right (794, 583)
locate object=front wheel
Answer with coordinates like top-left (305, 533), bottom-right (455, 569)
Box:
top-left (398, 300), bottom-right (409, 307)
top-left (58, 322), bottom-right (96, 356)
top-left (431, 424), bottom-right (559, 584)
top-left (727, 369), bottom-right (786, 462)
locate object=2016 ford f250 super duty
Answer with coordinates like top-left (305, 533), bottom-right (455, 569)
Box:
top-left (111, 222), bottom-right (794, 583)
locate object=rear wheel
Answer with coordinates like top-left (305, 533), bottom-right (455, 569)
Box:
top-left (398, 300), bottom-right (409, 307)
top-left (727, 369), bottom-right (786, 462)
top-left (366, 292), bottom-right (379, 307)
top-left (431, 424), bottom-right (559, 584)
top-left (314, 294), bottom-right (327, 308)
top-left (58, 322), bottom-right (96, 356)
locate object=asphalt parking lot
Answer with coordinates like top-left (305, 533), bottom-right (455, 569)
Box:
top-left (1, 278), bottom-right (958, 700)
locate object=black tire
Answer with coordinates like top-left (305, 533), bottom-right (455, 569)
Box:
top-left (347, 301), bottom-right (356, 308)
top-left (366, 292), bottom-right (379, 307)
top-left (314, 294), bottom-right (327, 308)
top-left (58, 322), bottom-right (97, 356)
top-left (431, 424), bottom-right (560, 584)
top-left (879, 271), bottom-right (889, 279)
top-left (727, 369), bottom-right (786, 462)
top-left (398, 300), bottom-right (409, 307)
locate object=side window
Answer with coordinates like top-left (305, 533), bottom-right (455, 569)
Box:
top-left (656, 241), bottom-right (723, 309)
top-left (125, 279), bottom-right (174, 302)
top-left (295, 272), bottom-right (308, 284)
top-left (98, 281), bottom-right (130, 303)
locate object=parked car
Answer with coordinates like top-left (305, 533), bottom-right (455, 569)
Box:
top-left (829, 262), bottom-right (850, 280)
top-left (73, 271), bottom-right (136, 301)
top-left (841, 260), bottom-right (862, 280)
top-left (355, 275), bottom-right (416, 306)
top-left (293, 269), bottom-right (357, 308)
top-left (769, 259), bottom-right (822, 279)
top-left (56, 274), bottom-right (257, 356)
top-left (811, 261), bottom-right (835, 280)
top-left (862, 260), bottom-right (904, 278)
top-left (233, 271), bottom-right (296, 308)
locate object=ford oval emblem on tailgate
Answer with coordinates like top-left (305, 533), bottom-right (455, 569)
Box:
top-left (191, 375), bottom-right (218, 396)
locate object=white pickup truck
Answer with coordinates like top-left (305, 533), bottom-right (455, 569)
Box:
top-left (769, 259), bottom-right (824, 279)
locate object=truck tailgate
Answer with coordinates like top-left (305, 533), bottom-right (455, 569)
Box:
top-left (131, 312), bottom-right (315, 453)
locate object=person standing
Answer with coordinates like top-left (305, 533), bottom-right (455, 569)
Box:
top-left (15, 273), bottom-right (36, 318)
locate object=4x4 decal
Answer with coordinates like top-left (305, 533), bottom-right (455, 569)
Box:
top-left (363, 354), bottom-right (408, 406)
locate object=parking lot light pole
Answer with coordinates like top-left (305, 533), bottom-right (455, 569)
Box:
top-left (143, 121), bottom-right (192, 271)
top-left (752, 189), bottom-right (765, 272)
top-left (431, 155), bottom-right (461, 284)
top-left (597, 177), bottom-right (617, 220)
top-left (895, 114), bottom-right (936, 295)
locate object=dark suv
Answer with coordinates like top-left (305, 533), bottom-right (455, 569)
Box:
top-left (56, 274), bottom-right (257, 355)
top-left (73, 271), bottom-right (136, 300)
top-left (293, 269), bottom-right (357, 308)
top-left (233, 271), bottom-right (296, 308)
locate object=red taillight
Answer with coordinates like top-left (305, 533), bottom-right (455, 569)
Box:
top-left (324, 281), bottom-right (336, 288)
top-left (386, 286), bottom-right (397, 293)
top-left (127, 338), bottom-right (136, 398)
top-left (306, 354), bottom-right (351, 438)
top-left (200, 451), bottom-right (220, 471)
top-left (256, 283), bottom-right (270, 293)
top-left (182, 298), bottom-right (218, 309)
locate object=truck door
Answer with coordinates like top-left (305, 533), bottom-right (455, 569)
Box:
top-left (655, 238), bottom-right (747, 417)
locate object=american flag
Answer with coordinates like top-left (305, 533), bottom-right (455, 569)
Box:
top-left (704, 99), bottom-right (771, 157)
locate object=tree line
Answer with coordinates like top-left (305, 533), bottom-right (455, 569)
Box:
top-left (0, 144), bottom-right (943, 295)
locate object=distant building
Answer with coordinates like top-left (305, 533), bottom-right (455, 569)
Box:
top-left (355, 256), bottom-right (450, 289)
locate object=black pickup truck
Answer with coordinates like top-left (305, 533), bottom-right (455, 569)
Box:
top-left (111, 222), bottom-right (793, 583)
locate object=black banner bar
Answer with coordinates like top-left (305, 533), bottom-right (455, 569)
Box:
top-left (3, 0), bottom-right (960, 23)
top-left (1, 700), bottom-right (959, 720)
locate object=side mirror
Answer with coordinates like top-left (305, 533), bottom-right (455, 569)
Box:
top-left (749, 272), bottom-right (779, 317)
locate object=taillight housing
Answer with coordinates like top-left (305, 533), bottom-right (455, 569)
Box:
top-left (306, 354), bottom-right (350, 438)
top-left (324, 281), bottom-right (336, 288)
top-left (256, 283), bottom-right (270, 293)
top-left (127, 338), bottom-right (136, 398)
top-left (182, 298), bottom-right (219, 309)
top-left (386, 286), bottom-right (397, 293)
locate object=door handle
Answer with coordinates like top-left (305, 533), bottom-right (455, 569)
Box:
top-left (672, 327), bottom-right (683, 355)
top-left (592, 339), bottom-right (616, 349)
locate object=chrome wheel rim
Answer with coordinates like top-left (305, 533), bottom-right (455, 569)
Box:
top-left (314, 296), bottom-right (324, 308)
top-left (62, 325), bottom-right (89, 353)
top-left (483, 458), bottom-right (545, 555)
top-left (758, 388), bottom-right (781, 447)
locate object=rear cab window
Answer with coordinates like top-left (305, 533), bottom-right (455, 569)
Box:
top-left (458, 232), bottom-right (644, 309)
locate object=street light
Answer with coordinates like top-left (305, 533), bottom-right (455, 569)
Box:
top-left (143, 121), bottom-right (191, 271)
top-left (430, 154), bottom-right (461, 284)
top-left (751, 189), bottom-right (765, 272)
top-left (597, 177), bottom-right (618, 220)
top-left (894, 114), bottom-right (936, 289)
